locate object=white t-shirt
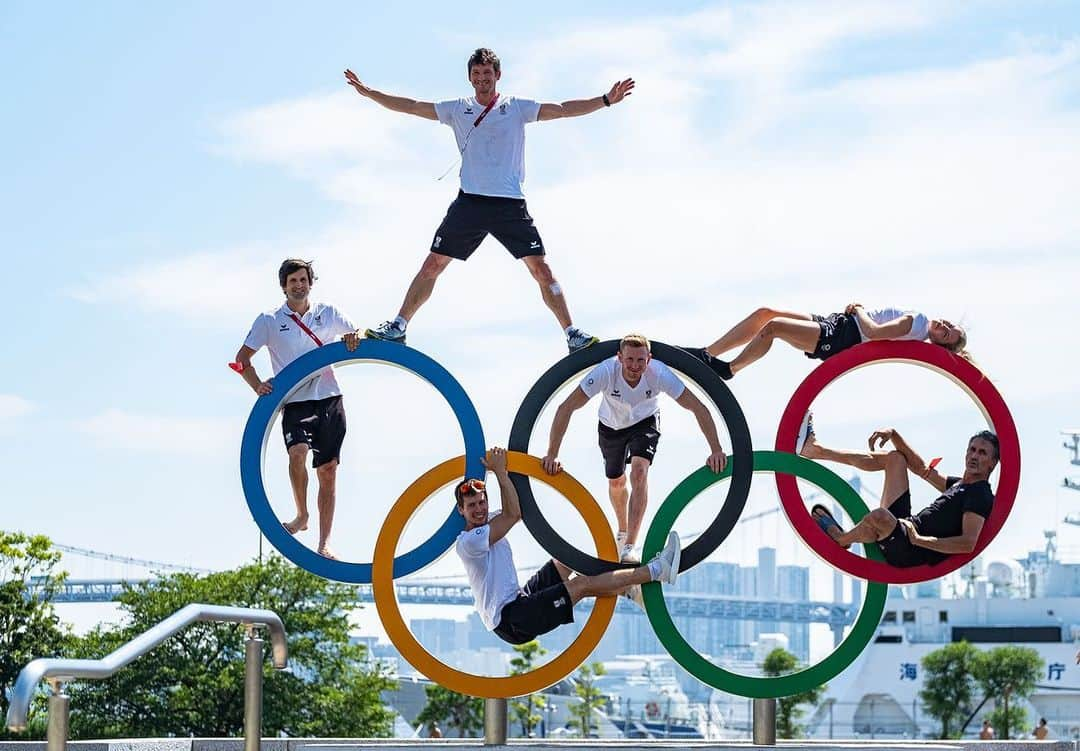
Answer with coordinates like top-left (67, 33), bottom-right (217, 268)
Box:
top-left (456, 517), bottom-right (521, 631)
top-left (579, 357), bottom-right (686, 430)
top-left (855, 307), bottom-right (931, 342)
top-left (434, 95), bottom-right (541, 199)
top-left (242, 301), bottom-right (356, 403)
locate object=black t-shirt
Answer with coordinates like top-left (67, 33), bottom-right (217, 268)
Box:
top-left (913, 476), bottom-right (994, 539)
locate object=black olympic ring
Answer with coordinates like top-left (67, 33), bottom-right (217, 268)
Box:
top-left (507, 340), bottom-right (753, 575)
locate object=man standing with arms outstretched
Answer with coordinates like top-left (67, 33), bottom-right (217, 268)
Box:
top-left (345, 48), bottom-right (633, 352)
top-left (542, 334), bottom-right (728, 562)
top-left (234, 259), bottom-right (361, 560)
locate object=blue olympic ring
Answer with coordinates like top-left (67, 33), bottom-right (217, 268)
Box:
top-left (239, 338), bottom-right (486, 583)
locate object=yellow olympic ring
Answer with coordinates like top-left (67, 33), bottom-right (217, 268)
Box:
top-left (372, 451), bottom-right (617, 698)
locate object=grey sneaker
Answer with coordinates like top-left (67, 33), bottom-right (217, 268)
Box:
top-left (622, 584), bottom-right (645, 611)
top-left (677, 345), bottom-right (732, 380)
top-left (651, 530), bottom-right (681, 585)
top-left (567, 328), bottom-right (599, 353)
top-left (795, 410), bottom-right (815, 456)
top-left (365, 320), bottom-right (406, 344)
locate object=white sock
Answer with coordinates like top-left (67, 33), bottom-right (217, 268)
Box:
top-left (616, 530), bottom-right (627, 547)
top-left (564, 325), bottom-right (576, 336)
top-left (393, 316), bottom-right (408, 330)
top-left (648, 560), bottom-right (663, 581)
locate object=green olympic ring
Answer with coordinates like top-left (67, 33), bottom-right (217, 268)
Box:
top-left (641, 450), bottom-right (888, 698)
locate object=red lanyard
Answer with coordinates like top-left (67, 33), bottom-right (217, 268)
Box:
top-left (473, 93), bottom-right (499, 127)
top-left (289, 313), bottom-right (324, 347)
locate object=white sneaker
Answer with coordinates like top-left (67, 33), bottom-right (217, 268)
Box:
top-left (795, 410), bottom-right (815, 456)
top-left (650, 531), bottom-right (681, 585)
top-left (620, 543), bottom-right (639, 564)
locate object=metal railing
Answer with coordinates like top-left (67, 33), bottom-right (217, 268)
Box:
top-left (5, 603), bottom-right (288, 751)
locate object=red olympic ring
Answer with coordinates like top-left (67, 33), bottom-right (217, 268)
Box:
top-left (774, 340), bottom-right (1020, 584)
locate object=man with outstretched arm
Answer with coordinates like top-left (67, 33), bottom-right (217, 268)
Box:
top-left (234, 259), bottom-right (362, 560)
top-left (542, 334), bottom-right (727, 562)
top-left (455, 447), bottom-right (682, 644)
top-left (345, 47), bottom-right (634, 353)
top-left (798, 416), bottom-right (998, 567)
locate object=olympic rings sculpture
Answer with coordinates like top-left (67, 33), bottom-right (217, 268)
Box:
top-left (240, 338), bottom-right (1019, 699)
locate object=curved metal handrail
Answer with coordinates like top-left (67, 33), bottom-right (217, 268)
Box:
top-left (6, 603), bottom-right (287, 731)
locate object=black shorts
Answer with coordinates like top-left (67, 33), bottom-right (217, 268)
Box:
top-left (430, 191), bottom-right (545, 261)
top-left (493, 560), bottom-right (574, 645)
top-left (281, 395), bottom-right (346, 468)
top-left (875, 491), bottom-right (944, 567)
top-left (806, 312), bottom-right (863, 361)
top-left (598, 416), bottom-right (660, 480)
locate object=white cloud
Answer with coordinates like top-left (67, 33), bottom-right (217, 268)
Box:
top-left (0, 395), bottom-right (34, 421)
top-left (63, 2), bottom-right (1080, 568)
top-left (73, 409), bottom-right (236, 457)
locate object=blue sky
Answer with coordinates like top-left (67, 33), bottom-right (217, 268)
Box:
top-left (4, 1), bottom-right (1080, 635)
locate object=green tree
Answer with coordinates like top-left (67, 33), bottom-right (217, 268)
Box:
top-left (0, 531), bottom-right (70, 740)
top-left (919, 641), bottom-right (980, 739)
top-left (415, 684), bottom-right (483, 738)
top-left (972, 645), bottom-right (1042, 740)
top-left (761, 648), bottom-right (825, 739)
top-left (567, 662), bottom-right (606, 738)
top-left (64, 555), bottom-right (394, 738)
top-left (509, 640), bottom-right (549, 737)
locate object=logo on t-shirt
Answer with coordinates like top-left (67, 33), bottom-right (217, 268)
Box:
top-left (646, 389), bottom-right (652, 397)
top-left (587, 378), bottom-right (595, 386)
top-left (434, 236), bottom-right (442, 249)
top-left (464, 107), bottom-right (474, 115)
top-left (553, 596), bottom-right (567, 608)
top-left (499, 103), bottom-right (507, 114)
top-left (611, 389), bottom-right (621, 398)
top-left (314, 314), bottom-right (322, 324)
top-left (279, 324), bottom-right (289, 332)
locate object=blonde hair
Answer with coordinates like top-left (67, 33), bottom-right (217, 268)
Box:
top-left (619, 333), bottom-right (650, 352)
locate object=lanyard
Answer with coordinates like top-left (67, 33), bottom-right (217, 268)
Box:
top-left (289, 313), bottom-right (324, 347)
top-left (473, 93), bottom-right (499, 127)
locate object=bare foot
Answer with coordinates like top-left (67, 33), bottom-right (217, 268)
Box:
top-left (282, 516), bottom-right (309, 535)
top-left (317, 546), bottom-right (338, 560)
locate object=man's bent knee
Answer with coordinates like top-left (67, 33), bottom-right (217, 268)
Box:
top-left (866, 507), bottom-right (897, 535)
top-left (884, 450), bottom-right (907, 472)
top-left (288, 444), bottom-right (310, 464)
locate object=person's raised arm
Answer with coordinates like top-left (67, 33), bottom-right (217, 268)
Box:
top-left (899, 512), bottom-right (984, 554)
top-left (542, 388), bottom-right (591, 474)
top-left (868, 428), bottom-right (947, 493)
top-left (848, 304), bottom-right (914, 341)
top-left (234, 345), bottom-right (272, 396)
top-left (484, 447), bottom-right (520, 545)
top-left (537, 78), bottom-right (634, 121)
top-left (344, 69), bottom-right (438, 120)
top-left (675, 389), bottom-right (727, 473)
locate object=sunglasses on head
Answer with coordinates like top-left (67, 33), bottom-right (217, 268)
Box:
top-left (457, 479), bottom-right (486, 497)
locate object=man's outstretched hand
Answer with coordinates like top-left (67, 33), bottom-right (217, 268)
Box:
top-left (605, 78), bottom-right (635, 105)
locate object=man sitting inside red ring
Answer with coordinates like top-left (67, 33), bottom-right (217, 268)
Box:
top-left (455, 446), bottom-right (681, 644)
top-left (797, 416), bottom-right (998, 567)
